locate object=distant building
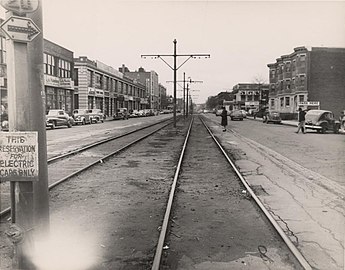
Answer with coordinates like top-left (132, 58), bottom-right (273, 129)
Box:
top-left (231, 83), bottom-right (269, 112)
top-left (159, 83), bottom-right (168, 110)
top-left (74, 57), bottom-right (147, 117)
top-left (0, 36), bottom-right (75, 116)
top-left (120, 65), bottom-right (159, 110)
top-left (44, 39), bottom-right (75, 115)
top-left (267, 46), bottom-right (345, 118)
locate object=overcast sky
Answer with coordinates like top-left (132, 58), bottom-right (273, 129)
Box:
top-left (2, 1), bottom-right (345, 103)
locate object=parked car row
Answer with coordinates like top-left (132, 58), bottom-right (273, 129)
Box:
top-left (126, 109), bottom-right (161, 119)
top-left (46, 109), bottom-right (105, 129)
top-left (213, 107), bottom-right (343, 134)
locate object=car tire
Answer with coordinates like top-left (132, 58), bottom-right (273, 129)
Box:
top-left (334, 124), bottom-right (340, 134)
top-left (67, 121), bottom-right (72, 128)
top-left (321, 124), bottom-right (327, 134)
top-left (51, 121), bottom-right (56, 129)
top-left (82, 119), bottom-right (85, 125)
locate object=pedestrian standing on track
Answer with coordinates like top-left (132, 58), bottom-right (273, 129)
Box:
top-left (296, 107), bottom-right (306, 134)
top-left (220, 106), bottom-right (228, 132)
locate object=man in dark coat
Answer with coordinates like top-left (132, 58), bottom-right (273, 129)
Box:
top-left (296, 107), bottom-right (306, 134)
top-left (220, 107), bottom-right (228, 132)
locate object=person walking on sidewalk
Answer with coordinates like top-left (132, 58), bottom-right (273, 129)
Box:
top-left (296, 107), bottom-right (306, 134)
top-left (220, 106), bottom-right (228, 132)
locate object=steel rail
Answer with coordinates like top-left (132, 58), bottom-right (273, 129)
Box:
top-left (151, 117), bottom-right (194, 270)
top-left (0, 120), bottom-right (174, 219)
top-left (47, 117), bottom-right (173, 164)
top-left (199, 116), bottom-right (313, 270)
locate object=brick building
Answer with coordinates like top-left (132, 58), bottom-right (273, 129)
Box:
top-left (267, 46), bottom-right (345, 119)
top-left (0, 37), bottom-right (75, 123)
top-left (44, 39), bottom-right (75, 115)
top-left (120, 66), bottom-right (160, 110)
top-left (231, 83), bottom-right (269, 112)
top-left (74, 57), bottom-right (147, 117)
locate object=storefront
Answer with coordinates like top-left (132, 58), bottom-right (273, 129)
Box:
top-left (44, 74), bottom-right (74, 115)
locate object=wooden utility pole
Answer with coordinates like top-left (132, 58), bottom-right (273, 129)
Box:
top-left (0, 1), bottom-right (49, 268)
top-left (142, 39), bottom-right (210, 127)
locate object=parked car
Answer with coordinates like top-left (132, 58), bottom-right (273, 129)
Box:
top-left (88, 109), bottom-right (104, 123)
top-left (263, 110), bottom-right (282, 124)
top-left (46, 109), bottom-right (74, 129)
top-left (239, 110), bottom-right (248, 118)
top-left (230, 110), bottom-right (244, 121)
top-left (138, 110), bottom-right (146, 117)
top-left (72, 109), bottom-right (92, 125)
top-left (0, 112), bottom-right (8, 131)
top-left (215, 109), bottom-right (223, 116)
top-left (130, 109), bottom-right (139, 118)
top-left (113, 108), bottom-right (129, 120)
top-left (305, 110), bottom-right (340, 134)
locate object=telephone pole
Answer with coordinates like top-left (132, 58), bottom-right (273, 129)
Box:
top-left (142, 39), bottom-right (210, 127)
top-left (0, 1), bottom-right (49, 268)
top-left (186, 78), bottom-right (202, 116)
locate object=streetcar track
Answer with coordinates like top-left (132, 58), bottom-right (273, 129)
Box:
top-left (152, 115), bottom-right (311, 270)
top-left (0, 118), bottom-right (175, 218)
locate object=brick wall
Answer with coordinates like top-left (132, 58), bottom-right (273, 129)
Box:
top-left (309, 48), bottom-right (345, 119)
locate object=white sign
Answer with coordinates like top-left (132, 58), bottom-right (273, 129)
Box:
top-left (0, 132), bottom-right (39, 181)
top-left (298, 101), bottom-right (320, 106)
top-left (0, 0), bottom-right (39, 15)
top-left (44, 75), bottom-right (74, 89)
top-left (0, 16), bottom-right (40, 43)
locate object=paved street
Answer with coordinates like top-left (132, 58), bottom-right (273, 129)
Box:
top-left (204, 113), bottom-right (344, 270)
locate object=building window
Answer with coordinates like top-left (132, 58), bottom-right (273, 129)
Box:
top-left (280, 97), bottom-right (284, 107)
top-left (44, 53), bottom-right (55, 75)
top-left (95, 73), bottom-right (102, 89)
top-left (73, 69), bottom-right (78, 86)
top-left (299, 95), bottom-right (304, 103)
top-left (285, 97), bottom-right (290, 107)
top-left (58, 59), bottom-right (71, 78)
top-left (300, 75), bottom-right (305, 87)
top-left (270, 99), bottom-right (275, 107)
top-left (87, 70), bottom-right (93, 87)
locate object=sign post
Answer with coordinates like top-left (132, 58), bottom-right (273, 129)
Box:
top-left (0, 0), bottom-right (49, 268)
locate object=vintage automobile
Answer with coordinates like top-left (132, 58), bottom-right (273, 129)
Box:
top-left (113, 108), bottom-right (129, 120)
top-left (305, 110), bottom-right (340, 134)
top-left (0, 112), bottom-right (9, 131)
top-left (215, 109), bottom-right (223, 116)
top-left (263, 110), bottom-right (282, 124)
top-left (72, 109), bottom-right (92, 125)
top-left (88, 109), bottom-right (104, 123)
top-left (46, 109), bottom-right (74, 129)
top-left (230, 110), bottom-right (244, 121)
top-left (239, 110), bottom-right (248, 118)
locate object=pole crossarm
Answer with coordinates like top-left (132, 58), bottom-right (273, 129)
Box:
top-left (142, 39), bottom-right (210, 126)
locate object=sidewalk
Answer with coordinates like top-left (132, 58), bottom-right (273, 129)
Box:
top-left (247, 116), bottom-right (345, 134)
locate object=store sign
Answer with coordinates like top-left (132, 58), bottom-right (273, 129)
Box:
top-left (298, 101), bottom-right (320, 106)
top-left (88, 87), bottom-right (95, 95)
top-left (245, 101), bottom-right (259, 106)
top-left (44, 75), bottom-right (74, 89)
top-left (44, 74), bottom-right (60, 87)
top-left (95, 89), bottom-right (104, 97)
top-left (0, 132), bottom-right (39, 181)
top-left (59, 78), bottom-right (74, 89)
top-left (0, 0), bottom-right (39, 15)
